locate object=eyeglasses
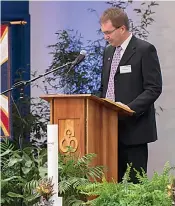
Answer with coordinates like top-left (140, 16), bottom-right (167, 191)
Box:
top-left (102, 26), bottom-right (121, 35)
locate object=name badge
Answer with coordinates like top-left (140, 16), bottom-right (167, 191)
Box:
top-left (120, 65), bottom-right (132, 74)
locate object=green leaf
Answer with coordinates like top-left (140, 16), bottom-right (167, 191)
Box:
top-left (23, 179), bottom-right (39, 194)
top-left (7, 192), bottom-right (24, 198)
top-left (25, 160), bottom-right (33, 168)
top-left (39, 166), bottom-right (47, 178)
top-left (25, 194), bottom-right (41, 202)
top-left (0, 149), bottom-right (12, 157)
top-left (8, 157), bottom-right (23, 167)
top-left (22, 167), bottom-right (31, 174)
top-left (22, 151), bottom-right (32, 162)
top-left (1, 176), bottom-right (24, 189)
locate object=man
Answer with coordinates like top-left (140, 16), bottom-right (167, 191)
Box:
top-left (99, 7), bottom-right (162, 183)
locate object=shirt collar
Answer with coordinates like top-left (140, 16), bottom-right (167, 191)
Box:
top-left (120, 33), bottom-right (132, 51)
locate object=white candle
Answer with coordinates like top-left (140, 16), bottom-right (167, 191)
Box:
top-left (47, 124), bottom-right (62, 205)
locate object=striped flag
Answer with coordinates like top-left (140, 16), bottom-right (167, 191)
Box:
top-left (0, 24), bottom-right (11, 137)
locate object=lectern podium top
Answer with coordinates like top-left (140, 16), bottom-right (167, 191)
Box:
top-left (40, 94), bottom-right (135, 116)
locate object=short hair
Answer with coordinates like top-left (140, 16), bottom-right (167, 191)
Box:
top-left (100, 7), bottom-right (130, 31)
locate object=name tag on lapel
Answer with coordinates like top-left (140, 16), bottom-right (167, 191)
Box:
top-left (120, 65), bottom-right (132, 74)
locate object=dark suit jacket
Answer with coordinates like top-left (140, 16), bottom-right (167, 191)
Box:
top-left (100, 35), bottom-right (162, 145)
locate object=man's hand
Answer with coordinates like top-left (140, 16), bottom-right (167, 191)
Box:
top-left (116, 102), bottom-right (131, 110)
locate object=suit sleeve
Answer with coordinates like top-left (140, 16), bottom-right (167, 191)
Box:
top-left (127, 44), bottom-right (162, 115)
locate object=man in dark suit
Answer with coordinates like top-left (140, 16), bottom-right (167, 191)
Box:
top-left (99, 7), bottom-right (162, 183)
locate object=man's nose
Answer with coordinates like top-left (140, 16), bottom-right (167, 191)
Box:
top-left (104, 34), bottom-right (109, 40)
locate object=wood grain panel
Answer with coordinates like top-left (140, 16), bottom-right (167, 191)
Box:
top-left (54, 98), bottom-right (86, 156)
top-left (58, 119), bottom-right (80, 153)
top-left (86, 99), bottom-right (118, 182)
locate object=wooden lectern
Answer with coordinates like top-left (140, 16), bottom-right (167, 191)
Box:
top-left (41, 94), bottom-right (134, 182)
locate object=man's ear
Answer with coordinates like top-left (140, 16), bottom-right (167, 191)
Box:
top-left (120, 25), bottom-right (126, 34)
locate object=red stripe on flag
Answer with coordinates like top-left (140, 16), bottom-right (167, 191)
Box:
top-left (0, 108), bottom-right (9, 133)
top-left (1, 25), bottom-right (7, 38)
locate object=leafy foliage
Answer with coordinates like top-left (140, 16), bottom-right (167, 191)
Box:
top-left (45, 29), bottom-right (104, 95)
top-left (58, 151), bottom-right (104, 206)
top-left (79, 163), bottom-right (175, 206)
top-left (1, 139), bottom-right (47, 206)
top-left (11, 93), bottom-right (49, 148)
top-left (1, 140), bottom-right (104, 206)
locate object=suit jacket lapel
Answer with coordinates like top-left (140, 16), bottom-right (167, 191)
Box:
top-left (105, 46), bottom-right (115, 83)
top-left (118, 36), bottom-right (137, 69)
top-left (104, 36), bottom-right (137, 90)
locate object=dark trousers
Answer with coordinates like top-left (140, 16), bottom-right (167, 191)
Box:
top-left (118, 142), bottom-right (148, 183)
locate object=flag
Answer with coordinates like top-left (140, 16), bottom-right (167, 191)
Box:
top-left (0, 24), bottom-right (11, 137)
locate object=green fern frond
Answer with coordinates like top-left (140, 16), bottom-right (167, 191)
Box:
top-left (64, 195), bottom-right (86, 206)
top-left (0, 138), bottom-right (14, 154)
top-left (59, 177), bottom-right (89, 194)
top-left (134, 167), bottom-right (149, 184)
top-left (86, 166), bottom-right (104, 180)
top-left (0, 139), bottom-right (14, 168)
top-left (23, 179), bottom-right (39, 194)
top-left (59, 152), bottom-right (104, 181)
top-left (76, 153), bottom-right (97, 166)
top-left (58, 179), bottom-right (73, 194)
top-left (78, 182), bottom-right (103, 195)
top-left (70, 177), bottom-right (90, 189)
top-left (122, 163), bottom-right (131, 186)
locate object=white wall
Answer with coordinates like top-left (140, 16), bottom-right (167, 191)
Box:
top-left (30, 2), bottom-right (59, 97)
top-left (146, 1), bottom-right (175, 176)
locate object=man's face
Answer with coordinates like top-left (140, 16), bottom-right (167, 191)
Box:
top-left (101, 20), bottom-right (123, 47)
